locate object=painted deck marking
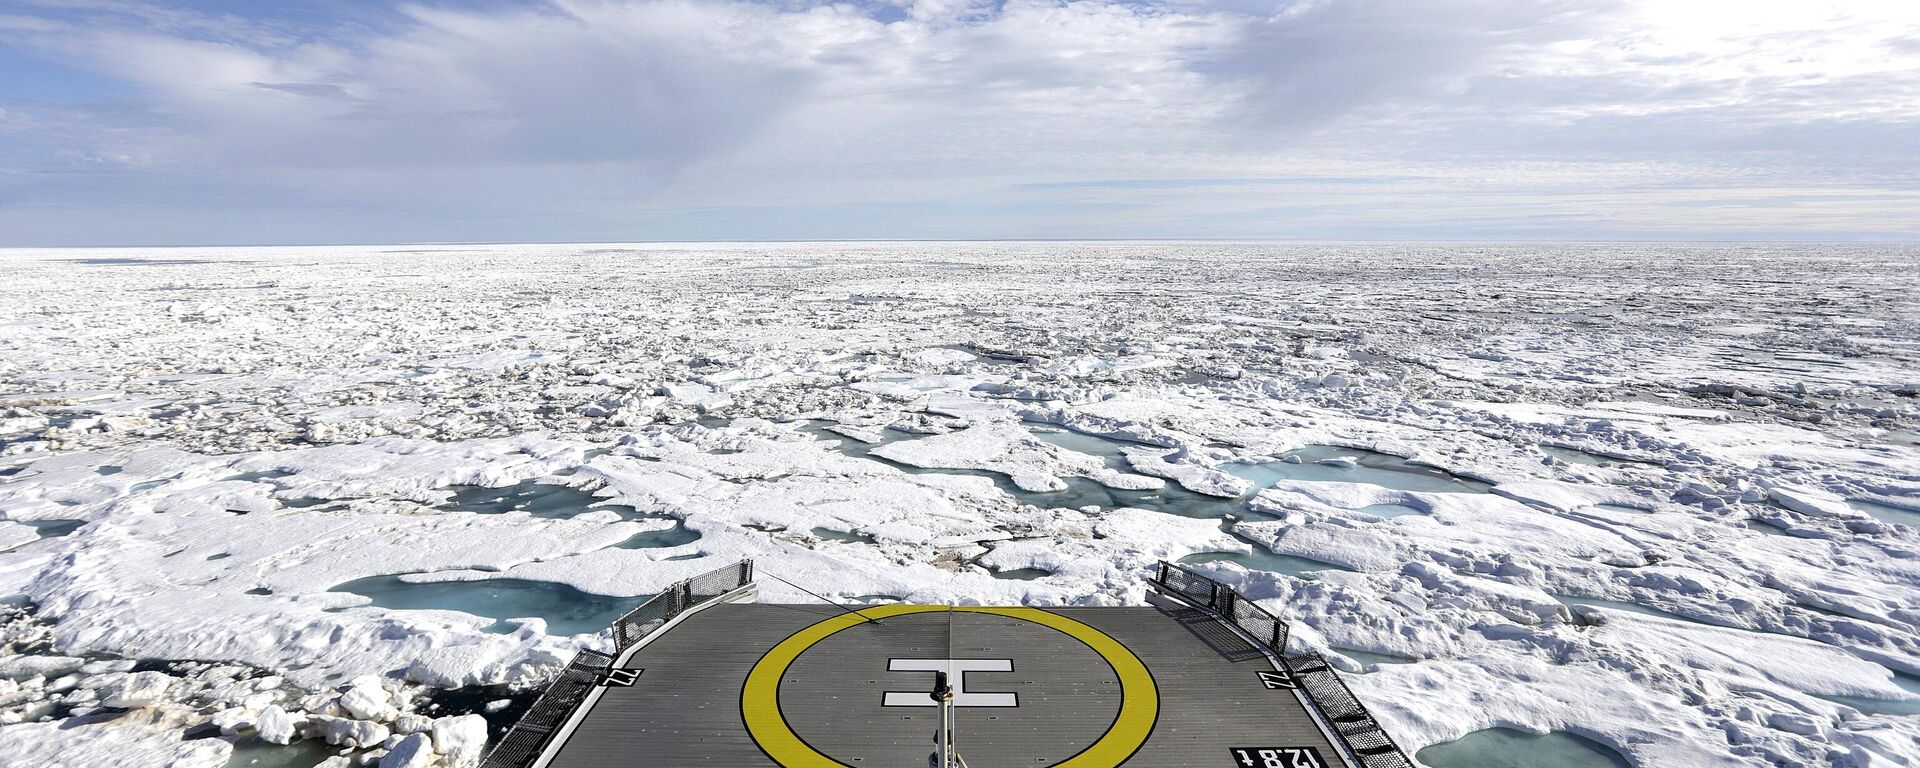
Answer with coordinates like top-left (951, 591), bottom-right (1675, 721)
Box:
top-left (741, 604), bottom-right (1158, 768)
top-left (882, 659), bottom-right (1017, 707)
top-left (1230, 746), bottom-right (1328, 768)
top-left (1257, 670), bottom-right (1296, 690)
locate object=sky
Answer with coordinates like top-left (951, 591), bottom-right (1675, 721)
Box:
top-left (1, 0), bottom-right (1917, 245)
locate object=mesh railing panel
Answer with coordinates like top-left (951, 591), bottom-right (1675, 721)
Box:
top-left (478, 649), bottom-right (613, 768)
top-left (1154, 561), bottom-right (1220, 609)
top-left (611, 593), bottom-right (672, 652)
top-left (481, 560), bottom-right (754, 768)
top-left (1229, 596), bottom-right (1290, 653)
top-left (477, 724), bottom-right (549, 768)
top-left (612, 560), bottom-right (754, 653)
top-left (686, 559), bottom-right (753, 602)
top-left (1153, 561), bottom-right (1290, 654)
top-left (1285, 652), bottom-right (1414, 768)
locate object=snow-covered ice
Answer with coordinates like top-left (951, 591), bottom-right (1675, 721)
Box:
top-left (0, 241), bottom-right (1916, 767)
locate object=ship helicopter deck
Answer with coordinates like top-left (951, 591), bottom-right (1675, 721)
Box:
top-left (478, 561), bottom-right (1414, 768)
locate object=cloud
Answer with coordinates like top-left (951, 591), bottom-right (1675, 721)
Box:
top-left (4, 2), bottom-right (826, 173)
top-left (0, 0), bottom-right (1916, 244)
top-left (1221, 0), bottom-right (1611, 128)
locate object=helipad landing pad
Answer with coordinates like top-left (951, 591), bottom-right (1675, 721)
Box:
top-left (545, 600), bottom-right (1350, 767)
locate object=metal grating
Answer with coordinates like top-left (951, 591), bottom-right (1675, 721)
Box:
top-left (478, 649), bottom-right (613, 768)
top-left (1154, 560), bottom-right (1222, 609)
top-left (1151, 561), bottom-right (1291, 654)
top-left (1284, 652), bottom-right (1415, 768)
top-left (1229, 592), bottom-right (1290, 654)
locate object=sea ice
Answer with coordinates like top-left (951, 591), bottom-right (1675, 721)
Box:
top-left (0, 242), bottom-right (1915, 766)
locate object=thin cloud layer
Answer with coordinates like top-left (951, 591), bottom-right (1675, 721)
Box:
top-left (0, 0), bottom-right (1916, 243)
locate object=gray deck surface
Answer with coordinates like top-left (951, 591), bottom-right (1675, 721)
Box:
top-left (546, 597), bottom-right (1349, 767)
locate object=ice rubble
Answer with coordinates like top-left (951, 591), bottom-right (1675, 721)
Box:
top-left (0, 242), bottom-right (1917, 766)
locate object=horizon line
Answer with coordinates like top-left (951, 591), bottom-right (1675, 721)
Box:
top-left (4, 236), bottom-right (1920, 251)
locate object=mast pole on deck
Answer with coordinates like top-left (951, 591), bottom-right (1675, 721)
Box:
top-left (932, 671), bottom-right (954, 768)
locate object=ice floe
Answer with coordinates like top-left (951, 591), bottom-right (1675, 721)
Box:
top-left (1, 242), bottom-right (1916, 766)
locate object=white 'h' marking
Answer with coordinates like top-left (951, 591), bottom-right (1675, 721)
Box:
top-left (882, 659), bottom-right (1018, 707)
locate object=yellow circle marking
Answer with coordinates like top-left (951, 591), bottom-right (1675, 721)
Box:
top-left (742, 604), bottom-right (1157, 767)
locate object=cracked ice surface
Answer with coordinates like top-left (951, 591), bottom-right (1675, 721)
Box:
top-left (0, 242), bottom-right (1917, 767)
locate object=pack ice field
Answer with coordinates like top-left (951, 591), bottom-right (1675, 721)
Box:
top-left (0, 242), bottom-right (1915, 768)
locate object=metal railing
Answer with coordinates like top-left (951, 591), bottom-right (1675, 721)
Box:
top-left (1149, 560), bottom-right (1412, 768)
top-left (1151, 560), bottom-right (1289, 654)
top-left (1286, 653), bottom-right (1415, 768)
top-left (479, 560), bottom-right (754, 768)
top-left (613, 559), bottom-right (755, 652)
top-left (477, 649), bottom-right (613, 768)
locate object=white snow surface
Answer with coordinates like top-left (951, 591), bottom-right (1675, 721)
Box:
top-left (0, 241), bottom-right (1917, 767)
